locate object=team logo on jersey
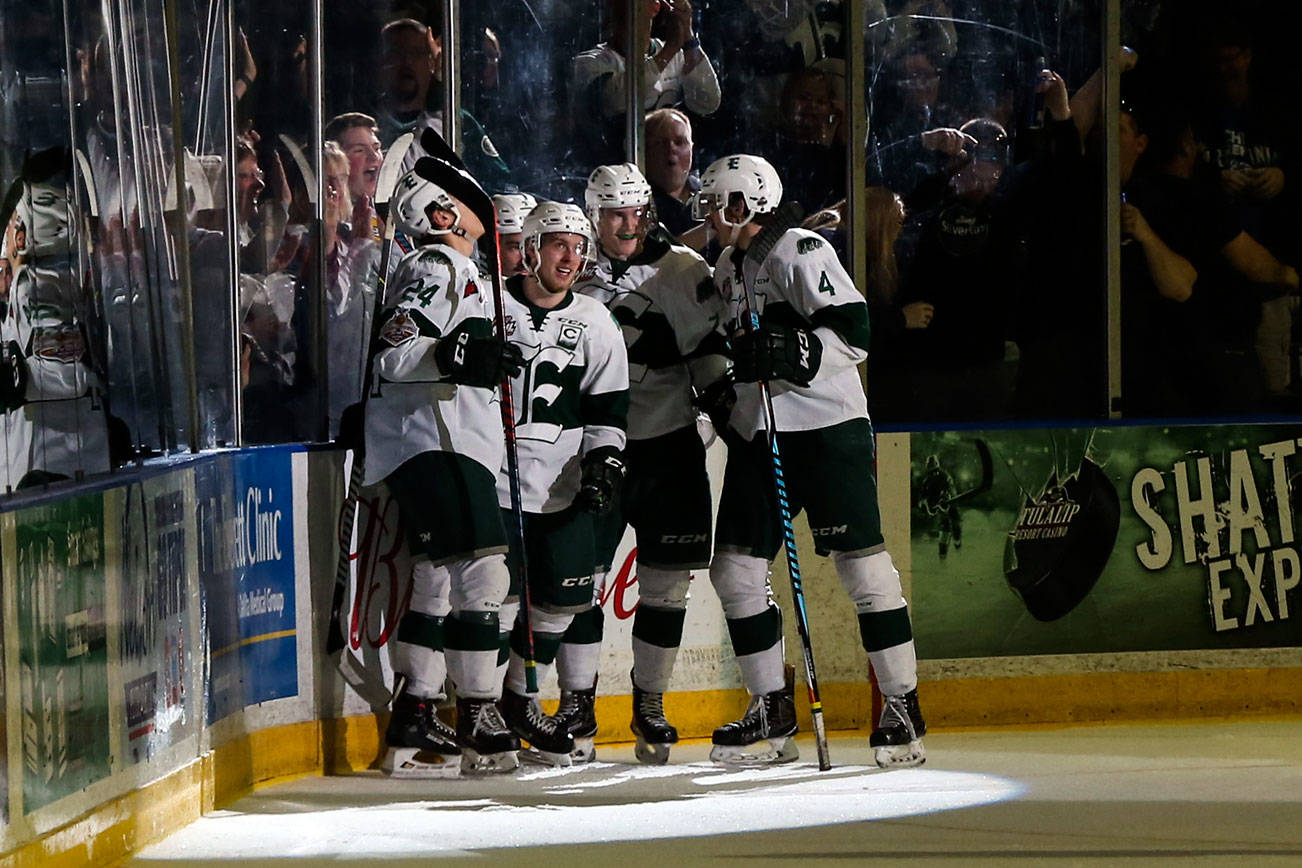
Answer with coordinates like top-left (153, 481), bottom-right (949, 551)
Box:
top-left (504, 316), bottom-right (517, 336)
top-left (378, 309), bottom-right (419, 347)
top-left (31, 324), bottom-right (85, 363)
top-left (797, 237), bottom-right (824, 255)
top-left (556, 318), bottom-right (586, 351)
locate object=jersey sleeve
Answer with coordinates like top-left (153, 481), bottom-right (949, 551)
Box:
top-left (371, 249), bottom-right (459, 383)
top-left (774, 231), bottom-right (870, 375)
top-left (662, 251), bottom-right (730, 387)
top-left (676, 48), bottom-right (721, 116)
top-left (579, 310), bottom-right (630, 456)
top-left (570, 47), bottom-right (625, 118)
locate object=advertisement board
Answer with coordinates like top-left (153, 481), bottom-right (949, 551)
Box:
top-left (116, 474), bottom-right (197, 764)
top-left (910, 426), bottom-right (1302, 658)
top-left (13, 492), bottom-right (111, 813)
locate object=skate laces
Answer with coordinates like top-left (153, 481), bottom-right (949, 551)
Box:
top-left (880, 694), bottom-right (917, 740)
top-left (477, 701), bottom-right (508, 733)
top-left (637, 690), bottom-right (667, 723)
top-left (524, 697), bottom-right (560, 734)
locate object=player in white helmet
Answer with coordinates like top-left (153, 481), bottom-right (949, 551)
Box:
top-left (493, 192), bottom-right (538, 277)
top-left (495, 201), bottom-right (629, 766)
top-left (365, 155), bottom-right (525, 776)
top-left (696, 154), bottom-right (927, 769)
top-left (551, 163), bottom-right (727, 764)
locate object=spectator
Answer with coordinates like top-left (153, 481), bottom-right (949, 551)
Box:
top-left (572, 0), bottom-right (721, 120)
top-left (774, 60), bottom-right (847, 211)
top-left (376, 17), bottom-right (511, 188)
top-left (645, 108), bottom-right (701, 237)
top-left (1194, 25), bottom-right (1300, 400)
top-left (1126, 105), bottom-right (1299, 415)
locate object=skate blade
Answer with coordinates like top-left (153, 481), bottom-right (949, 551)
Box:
top-left (709, 736), bottom-right (799, 767)
top-left (634, 737), bottom-right (672, 765)
top-left (460, 748), bottom-right (521, 775)
top-left (569, 737), bottom-right (596, 764)
top-left (381, 747), bottom-right (461, 779)
top-left (873, 740), bottom-right (926, 769)
top-left (519, 746), bottom-right (574, 768)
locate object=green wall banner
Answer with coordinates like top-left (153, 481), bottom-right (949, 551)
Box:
top-left (910, 426), bottom-right (1302, 658)
top-left (13, 492), bottom-right (111, 813)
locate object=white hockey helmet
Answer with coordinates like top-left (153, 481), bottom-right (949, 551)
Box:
top-left (693, 154), bottom-right (783, 229)
top-left (493, 192), bottom-right (538, 235)
top-left (584, 163), bottom-right (653, 226)
top-left (389, 165), bottom-right (464, 240)
top-left (522, 201), bottom-right (595, 274)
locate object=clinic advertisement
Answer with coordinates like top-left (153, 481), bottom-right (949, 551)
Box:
top-left (197, 449), bottom-right (300, 724)
top-left (230, 449), bottom-right (299, 704)
top-left (910, 425), bottom-right (1302, 659)
top-left (12, 492), bottom-right (111, 813)
top-left (196, 458), bottom-right (245, 723)
top-left (117, 474), bottom-right (196, 764)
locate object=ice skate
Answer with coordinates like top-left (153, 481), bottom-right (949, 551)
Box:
top-left (456, 697), bottom-right (521, 775)
top-left (554, 685), bottom-right (598, 763)
top-left (630, 678), bottom-right (678, 765)
top-left (870, 689), bottom-right (926, 768)
top-left (502, 688), bottom-right (574, 768)
top-left (381, 690), bottom-right (461, 778)
top-left (709, 686), bottom-right (798, 767)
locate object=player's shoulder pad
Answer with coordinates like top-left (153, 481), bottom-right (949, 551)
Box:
top-left (782, 226), bottom-right (830, 256)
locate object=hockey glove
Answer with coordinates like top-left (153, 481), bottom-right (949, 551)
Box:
top-left (694, 373), bottom-right (737, 435)
top-left (731, 322), bottom-right (822, 387)
top-left (0, 340), bottom-right (28, 412)
top-left (576, 446), bottom-right (626, 514)
top-left (433, 323), bottom-right (524, 387)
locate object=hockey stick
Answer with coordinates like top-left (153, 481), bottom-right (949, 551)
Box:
top-left (326, 130), bottom-right (414, 657)
top-left (739, 202), bottom-right (832, 771)
top-left (418, 128), bottom-right (541, 694)
top-left (944, 438), bottom-right (994, 506)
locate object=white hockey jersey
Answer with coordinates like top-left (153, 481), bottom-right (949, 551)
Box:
top-left (2, 264), bottom-right (110, 490)
top-left (575, 234), bottom-right (726, 440)
top-left (715, 228), bottom-right (871, 437)
top-left (497, 279), bottom-right (629, 514)
top-left (571, 40), bottom-right (722, 118)
top-left (363, 243), bottom-right (504, 484)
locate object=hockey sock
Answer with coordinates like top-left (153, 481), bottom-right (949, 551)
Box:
top-left (631, 604), bottom-right (686, 694)
top-left (862, 610), bottom-right (918, 696)
top-left (445, 610), bottom-right (501, 699)
top-left (556, 606), bottom-right (603, 691)
top-left (393, 560), bottom-right (451, 698)
top-left (505, 608), bottom-right (573, 695)
top-left (835, 550), bottom-right (919, 696)
top-left (496, 599), bottom-right (519, 686)
top-left (725, 602), bottom-right (786, 695)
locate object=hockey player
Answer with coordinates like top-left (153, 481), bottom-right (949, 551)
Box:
top-left (496, 201), bottom-right (629, 766)
top-left (492, 192), bottom-right (537, 277)
top-left (554, 163), bottom-right (727, 764)
top-left (696, 154), bottom-right (927, 769)
top-left (364, 155), bottom-right (526, 775)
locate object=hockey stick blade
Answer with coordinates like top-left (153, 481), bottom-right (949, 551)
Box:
top-left (420, 126), bottom-right (467, 172)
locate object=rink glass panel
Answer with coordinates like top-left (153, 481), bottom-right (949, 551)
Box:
top-left (234, 0), bottom-right (325, 444)
top-left (863, 0), bottom-right (1107, 427)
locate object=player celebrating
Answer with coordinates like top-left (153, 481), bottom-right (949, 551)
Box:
top-left (696, 154), bottom-right (927, 769)
top-left (554, 163), bottom-right (727, 764)
top-left (365, 156), bottom-right (525, 776)
top-left (496, 201), bottom-right (629, 767)
top-left (492, 192), bottom-right (537, 277)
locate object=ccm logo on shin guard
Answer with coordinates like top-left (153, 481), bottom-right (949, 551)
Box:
top-left (811, 524), bottom-right (848, 537)
top-left (660, 533), bottom-right (708, 544)
top-left (560, 575), bottom-right (595, 588)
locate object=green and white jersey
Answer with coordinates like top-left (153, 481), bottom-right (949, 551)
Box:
top-left (363, 243), bottom-right (504, 484)
top-left (497, 278), bottom-right (629, 514)
top-left (715, 227), bottom-right (871, 437)
top-left (575, 234), bottom-right (727, 440)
